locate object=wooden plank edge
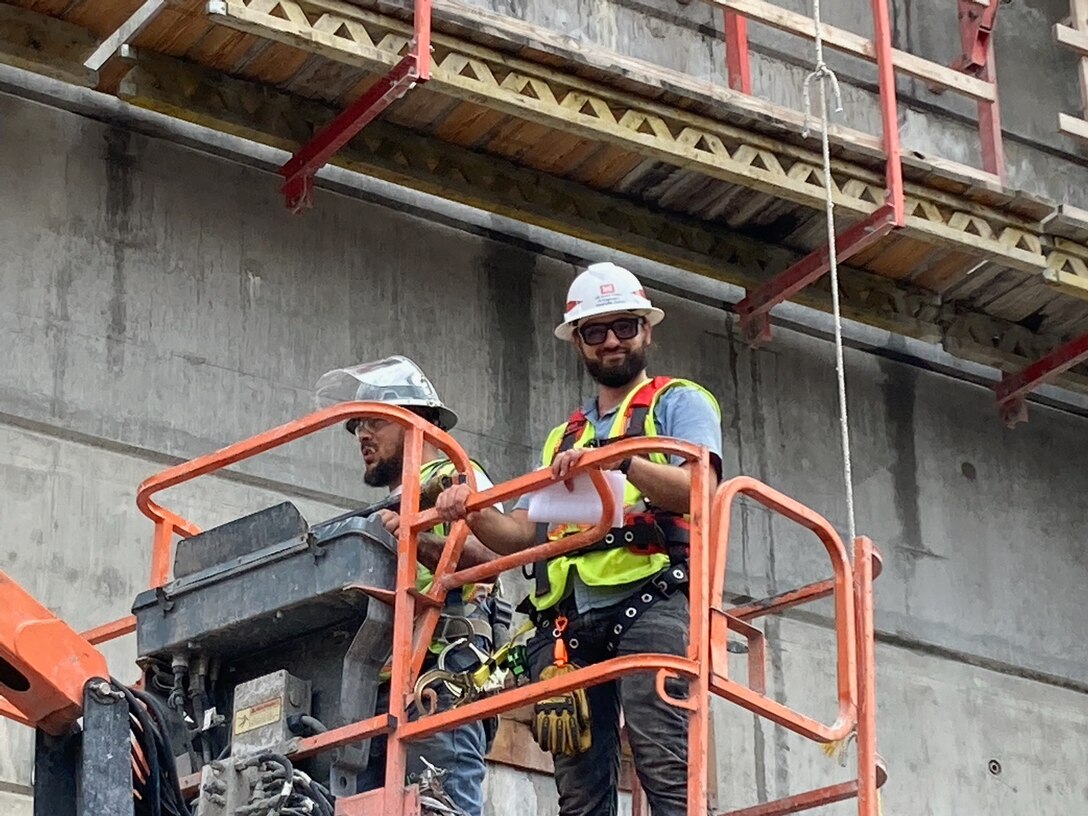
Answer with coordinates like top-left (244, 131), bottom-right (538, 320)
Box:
top-left (1054, 22), bottom-right (1088, 58)
top-left (1044, 267), bottom-right (1088, 302)
top-left (1058, 112), bottom-right (1088, 143)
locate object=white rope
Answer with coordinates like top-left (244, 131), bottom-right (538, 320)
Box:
top-left (802, 0), bottom-right (857, 547)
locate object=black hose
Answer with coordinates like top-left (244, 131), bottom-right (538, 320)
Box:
top-left (118, 684), bottom-right (163, 816)
top-left (257, 752), bottom-right (295, 780)
top-left (128, 688), bottom-right (190, 815)
top-left (300, 778), bottom-right (335, 816)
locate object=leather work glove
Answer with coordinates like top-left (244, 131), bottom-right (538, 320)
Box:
top-left (531, 662), bottom-right (592, 756)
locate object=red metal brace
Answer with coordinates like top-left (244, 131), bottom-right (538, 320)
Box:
top-left (736, 0), bottom-right (904, 347)
top-left (935, 0), bottom-right (1006, 180)
top-left (950, 0), bottom-right (1000, 76)
top-left (736, 205), bottom-right (898, 346)
top-left (994, 331), bottom-right (1088, 427)
top-left (279, 0), bottom-right (433, 213)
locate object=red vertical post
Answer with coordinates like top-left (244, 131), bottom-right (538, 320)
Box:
top-left (976, 36), bottom-right (1006, 182)
top-left (414, 0), bottom-right (432, 80)
top-left (870, 0), bottom-right (905, 224)
top-left (724, 9), bottom-right (752, 93)
top-left (948, 0), bottom-right (1005, 181)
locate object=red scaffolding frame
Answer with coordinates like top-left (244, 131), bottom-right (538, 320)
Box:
top-left (994, 331), bottom-right (1088, 427)
top-left (278, 0), bottom-right (432, 213)
top-left (715, 0), bottom-right (1005, 345)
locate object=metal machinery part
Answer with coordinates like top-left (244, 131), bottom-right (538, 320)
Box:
top-left (130, 502), bottom-right (398, 806)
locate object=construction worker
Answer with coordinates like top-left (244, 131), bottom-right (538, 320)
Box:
top-left (316, 356), bottom-right (505, 816)
top-left (434, 263), bottom-right (723, 816)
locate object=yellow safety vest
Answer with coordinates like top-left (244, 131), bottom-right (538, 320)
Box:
top-left (415, 457), bottom-right (489, 601)
top-left (531, 377), bottom-right (720, 611)
top-left (404, 458), bottom-right (493, 659)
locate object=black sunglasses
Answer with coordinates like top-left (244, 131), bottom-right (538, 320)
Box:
top-left (577, 316), bottom-right (643, 345)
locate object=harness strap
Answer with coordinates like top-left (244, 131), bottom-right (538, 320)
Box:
top-left (530, 377), bottom-right (678, 601)
top-left (527, 564), bottom-right (689, 655)
top-left (601, 563), bottom-right (688, 654)
top-left (556, 409), bottom-right (587, 454)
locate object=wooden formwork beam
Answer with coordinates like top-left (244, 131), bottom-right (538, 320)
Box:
top-left (205, 0), bottom-right (1051, 275)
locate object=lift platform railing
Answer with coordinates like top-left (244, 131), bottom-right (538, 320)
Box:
top-left (1, 404), bottom-right (883, 816)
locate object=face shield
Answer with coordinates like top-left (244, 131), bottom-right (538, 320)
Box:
top-left (314, 356), bottom-right (458, 433)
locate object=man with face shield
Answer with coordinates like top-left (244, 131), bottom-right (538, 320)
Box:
top-left (433, 264), bottom-right (723, 816)
top-left (315, 356), bottom-right (503, 816)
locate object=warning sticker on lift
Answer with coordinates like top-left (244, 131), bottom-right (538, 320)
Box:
top-left (234, 697), bottom-right (283, 735)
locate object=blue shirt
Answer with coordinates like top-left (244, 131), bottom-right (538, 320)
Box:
top-left (516, 380), bottom-right (723, 611)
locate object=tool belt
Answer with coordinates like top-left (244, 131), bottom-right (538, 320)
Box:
top-left (527, 512), bottom-right (690, 600)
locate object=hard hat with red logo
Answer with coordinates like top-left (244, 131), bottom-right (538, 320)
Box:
top-left (554, 262), bottom-right (665, 340)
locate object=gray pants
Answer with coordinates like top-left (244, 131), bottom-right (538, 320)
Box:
top-left (527, 590), bottom-right (691, 816)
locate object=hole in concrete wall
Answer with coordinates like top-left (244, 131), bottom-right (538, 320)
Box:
top-left (0, 656), bottom-right (31, 692)
top-left (961, 462), bottom-right (977, 481)
top-left (988, 759), bottom-right (1002, 776)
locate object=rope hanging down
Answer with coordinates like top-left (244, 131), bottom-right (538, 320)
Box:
top-left (801, 0), bottom-right (857, 548)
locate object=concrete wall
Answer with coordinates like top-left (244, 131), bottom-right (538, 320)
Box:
top-left (470, 0), bottom-right (1088, 206)
top-left (1, 88), bottom-right (1087, 815)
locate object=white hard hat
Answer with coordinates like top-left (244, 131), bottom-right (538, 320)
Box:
top-left (315, 355), bottom-right (459, 432)
top-left (554, 262), bottom-right (665, 340)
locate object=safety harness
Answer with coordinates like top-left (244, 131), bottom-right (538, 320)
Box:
top-left (528, 377), bottom-right (692, 600)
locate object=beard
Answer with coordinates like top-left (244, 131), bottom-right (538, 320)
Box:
top-left (583, 345), bottom-right (647, 388)
top-left (364, 450), bottom-right (403, 488)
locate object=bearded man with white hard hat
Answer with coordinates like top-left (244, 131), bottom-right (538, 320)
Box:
top-left (435, 263), bottom-right (723, 816)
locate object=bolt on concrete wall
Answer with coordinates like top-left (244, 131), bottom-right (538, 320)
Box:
top-left (0, 90), bottom-right (1086, 813)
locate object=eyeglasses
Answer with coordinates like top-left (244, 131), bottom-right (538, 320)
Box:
top-left (347, 417), bottom-right (391, 436)
top-left (577, 317), bottom-right (643, 346)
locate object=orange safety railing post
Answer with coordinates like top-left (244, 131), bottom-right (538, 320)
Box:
top-left (381, 421), bottom-right (426, 816)
top-left (854, 536), bottom-right (878, 816)
top-left (711, 477), bottom-right (857, 743)
top-left (685, 448), bottom-right (713, 816)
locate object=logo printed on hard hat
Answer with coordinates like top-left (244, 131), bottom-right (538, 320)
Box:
top-left (600, 283), bottom-right (615, 295)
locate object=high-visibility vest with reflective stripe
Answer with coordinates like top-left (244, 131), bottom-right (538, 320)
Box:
top-left (415, 457), bottom-right (488, 599)
top-left (531, 377), bottom-right (720, 611)
top-left (414, 458), bottom-right (493, 655)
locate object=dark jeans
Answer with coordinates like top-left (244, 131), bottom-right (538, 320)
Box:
top-left (358, 646), bottom-right (491, 816)
top-left (527, 590), bottom-right (691, 816)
